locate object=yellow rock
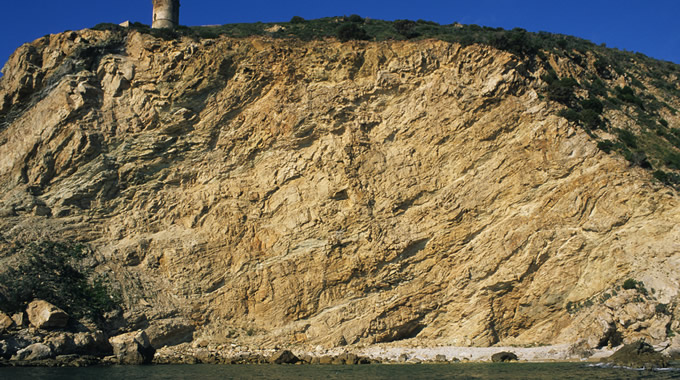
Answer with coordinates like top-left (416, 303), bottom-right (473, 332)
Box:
top-left (0, 30), bottom-right (678, 350)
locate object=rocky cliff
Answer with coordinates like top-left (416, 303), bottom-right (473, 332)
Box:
top-left (1, 28), bottom-right (679, 353)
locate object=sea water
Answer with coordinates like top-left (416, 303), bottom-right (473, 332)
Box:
top-left (1, 363), bottom-right (679, 380)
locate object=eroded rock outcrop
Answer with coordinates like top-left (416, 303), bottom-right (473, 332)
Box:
top-left (269, 349), bottom-right (299, 364)
top-left (0, 28), bottom-right (678, 353)
top-left (109, 330), bottom-right (155, 365)
top-left (26, 300), bottom-right (69, 329)
top-left (0, 312), bottom-right (13, 332)
top-left (12, 343), bottom-right (52, 361)
top-left (603, 341), bottom-right (669, 369)
top-left (491, 352), bottom-right (518, 362)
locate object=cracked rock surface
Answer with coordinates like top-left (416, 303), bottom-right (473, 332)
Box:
top-left (0, 29), bottom-right (679, 351)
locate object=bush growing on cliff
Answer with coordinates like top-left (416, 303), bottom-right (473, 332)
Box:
top-left (0, 241), bottom-right (119, 320)
top-left (337, 23), bottom-right (370, 42)
top-left (290, 16), bottom-right (306, 24)
top-left (543, 71), bottom-right (579, 106)
top-left (655, 303), bottom-right (670, 315)
top-left (621, 278), bottom-right (649, 295)
top-left (394, 19), bottom-right (420, 39)
top-left (347, 14), bottom-right (365, 23)
top-left (622, 278), bottom-right (638, 290)
top-left (654, 170), bottom-right (680, 186)
top-left (489, 28), bottom-right (538, 57)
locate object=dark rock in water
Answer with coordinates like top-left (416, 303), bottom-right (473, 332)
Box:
top-left (222, 353), bottom-right (266, 364)
top-left (331, 356), bottom-right (345, 365)
top-left (358, 357), bottom-right (372, 364)
top-left (109, 330), bottom-right (156, 365)
top-left (269, 349), bottom-right (299, 364)
top-left (55, 354), bottom-right (101, 367)
top-left (334, 352), bottom-right (359, 364)
top-left (603, 341), bottom-right (669, 369)
top-left (491, 352), bottom-right (518, 362)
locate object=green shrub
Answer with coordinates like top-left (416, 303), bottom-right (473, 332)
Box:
top-left (586, 78), bottom-right (608, 97)
top-left (546, 77), bottom-right (579, 106)
top-left (91, 23), bottom-right (124, 32)
top-left (394, 19), bottom-right (420, 39)
top-left (664, 151), bottom-right (680, 170)
top-left (0, 241), bottom-right (119, 320)
top-left (617, 129), bottom-right (638, 149)
top-left (490, 28), bottom-right (538, 57)
top-left (653, 170), bottom-right (668, 183)
top-left (597, 140), bottom-right (616, 153)
top-left (616, 86), bottom-right (645, 108)
top-left (337, 23), bottom-right (370, 42)
top-left (290, 16), bottom-right (306, 24)
top-left (622, 278), bottom-right (637, 290)
top-left (558, 109), bottom-right (581, 123)
top-left (347, 14), bottom-right (364, 23)
top-left (630, 77), bottom-right (646, 89)
top-left (580, 109), bottom-right (603, 129)
top-left (624, 150), bottom-right (652, 169)
top-left (581, 98), bottom-right (604, 114)
top-left (559, 108), bottom-right (603, 129)
top-left (655, 303), bottom-right (670, 315)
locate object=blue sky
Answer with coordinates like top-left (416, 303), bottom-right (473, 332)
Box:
top-left (1, 0), bottom-right (679, 75)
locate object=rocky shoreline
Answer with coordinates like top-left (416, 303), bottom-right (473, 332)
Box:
top-left (3, 337), bottom-right (677, 369)
top-left (0, 339), bottom-right (666, 368)
top-left (2, 300), bottom-right (678, 369)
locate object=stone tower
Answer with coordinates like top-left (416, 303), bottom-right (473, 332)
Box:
top-left (152, 0), bottom-right (180, 29)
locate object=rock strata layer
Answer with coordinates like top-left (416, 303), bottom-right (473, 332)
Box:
top-left (0, 29), bottom-right (679, 353)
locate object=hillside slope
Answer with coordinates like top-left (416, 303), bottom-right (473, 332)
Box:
top-left (0, 27), bottom-right (679, 353)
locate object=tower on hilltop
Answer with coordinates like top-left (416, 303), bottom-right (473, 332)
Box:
top-left (152, 0), bottom-right (180, 29)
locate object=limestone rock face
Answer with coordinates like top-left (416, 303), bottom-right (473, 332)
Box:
top-left (109, 330), bottom-right (156, 364)
top-left (0, 312), bottom-right (13, 331)
top-left (11, 313), bottom-right (26, 328)
top-left (0, 29), bottom-right (679, 350)
top-left (26, 300), bottom-right (69, 329)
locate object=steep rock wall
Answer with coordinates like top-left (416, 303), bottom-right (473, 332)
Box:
top-left (0, 29), bottom-right (679, 349)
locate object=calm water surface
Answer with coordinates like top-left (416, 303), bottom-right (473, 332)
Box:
top-left (1, 363), bottom-right (678, 379)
